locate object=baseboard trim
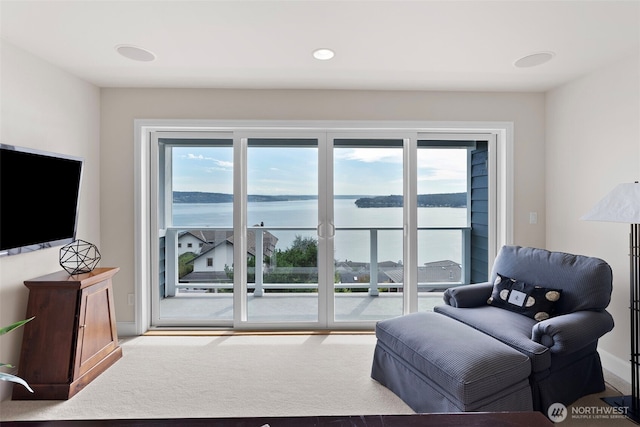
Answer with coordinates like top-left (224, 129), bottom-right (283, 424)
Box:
top-left (599, 347), bottom-right (630, 382)
top-left (117, 321), bottom-right (138, 337)
top-left (116, 322), bottom-right (376, 337)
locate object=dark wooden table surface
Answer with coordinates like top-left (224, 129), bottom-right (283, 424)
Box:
top-left (0, 412), bottom-right (553, 426)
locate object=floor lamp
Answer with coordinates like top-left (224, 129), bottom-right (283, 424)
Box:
top-left (581, 182), bottom-right (640, 423)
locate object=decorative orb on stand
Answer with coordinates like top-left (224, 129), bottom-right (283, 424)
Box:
top-left (59, 239), bottom-right (101, 275)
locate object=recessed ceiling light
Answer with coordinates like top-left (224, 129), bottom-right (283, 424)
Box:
top-left (514, 51), bottom-right (555, 68)
top-left (313, 48), bottom-right (335, 61)
top-left (115, 44), bottom-right (156, 62)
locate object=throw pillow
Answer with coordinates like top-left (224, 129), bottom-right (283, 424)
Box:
top-left (487, 273), bottom-right (561, 321)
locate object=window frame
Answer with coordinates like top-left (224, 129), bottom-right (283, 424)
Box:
top-left (134, 120), bottom-right (513, 334)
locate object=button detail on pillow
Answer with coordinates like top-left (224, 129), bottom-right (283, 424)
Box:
top-left (487, 273), bottom-right (562, 321)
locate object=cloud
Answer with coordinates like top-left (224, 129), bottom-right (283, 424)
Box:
top-left (183, 153), bottom-right (233, 169)
top-left (417, 150), bottom-right (466, 182)
top-left (418, 167), bottom-right (466, 182)
top-left (335, 148), bottom-right (402, 164)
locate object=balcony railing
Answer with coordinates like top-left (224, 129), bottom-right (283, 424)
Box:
top-left (162, 226), bottom-right (471, 298)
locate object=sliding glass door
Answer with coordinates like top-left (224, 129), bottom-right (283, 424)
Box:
top-left (416, 140), bottom-right (471, 310)
top-left (332, 137), bottom-right (406, 323)
top-left (153, 135), bottom-right (236, 326)
top-left (244, 137), bottom-right (321, 323)
top-left (149, 126), bottom-right (496, 330)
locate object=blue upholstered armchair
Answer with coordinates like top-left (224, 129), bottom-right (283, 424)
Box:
top-left (434, 245), bottom-right (615, 412)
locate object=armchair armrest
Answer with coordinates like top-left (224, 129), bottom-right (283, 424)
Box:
top-left (443, 282), bottom-right (493, 308)
top-left (531, 310), bottom-right (614, 354)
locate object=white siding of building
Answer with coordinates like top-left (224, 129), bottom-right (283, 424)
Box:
top-left (178, 234), bottom-right (205, 256)
top-left (191, 243), bottom-right (234, 272)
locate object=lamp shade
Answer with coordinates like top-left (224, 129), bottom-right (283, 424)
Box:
top-left (581, 182), bottom-right (640, 223)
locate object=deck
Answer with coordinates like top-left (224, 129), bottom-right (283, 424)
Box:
top-left (157, 291), bottom-right (446, 324)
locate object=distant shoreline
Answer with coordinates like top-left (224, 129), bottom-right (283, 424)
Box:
top-left (355, 193), bottom-right (466, 208)
top-left (173, 191), bottom-right (467, 208)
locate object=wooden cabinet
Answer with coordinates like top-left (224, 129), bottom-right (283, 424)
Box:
top-left (12, 267), bottom-right (122, 400)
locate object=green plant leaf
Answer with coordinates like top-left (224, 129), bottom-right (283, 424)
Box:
top-left (1, 317), bottom-right (35, 393)
top-left (0, 372), bottom-right (34, 393)
top-left (0, 317), bottom-right (35, 336)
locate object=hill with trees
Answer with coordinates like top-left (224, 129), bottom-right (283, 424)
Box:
top-left (354, 193), bottom-right (466, 208)
top-left (173, 191), bottom-right (467, 208)
top-left (173, 191), bottom-right (317, 203)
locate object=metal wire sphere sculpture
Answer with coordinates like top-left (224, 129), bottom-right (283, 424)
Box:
top-left (59, 240), bottom-right (101, 275)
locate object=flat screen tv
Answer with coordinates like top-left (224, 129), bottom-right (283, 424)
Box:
top-left (0, 144), bottom-right (84, 256)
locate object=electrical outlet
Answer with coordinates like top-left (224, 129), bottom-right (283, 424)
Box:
top-left (529, 212), bottom-right (538, 224)
top-left (128, 294), bottom-right (135, 306)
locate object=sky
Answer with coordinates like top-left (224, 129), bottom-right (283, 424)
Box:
top-left (171, 145), bottom-right (467, 196)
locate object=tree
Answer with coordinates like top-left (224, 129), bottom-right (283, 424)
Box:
top-left (274, 235), bottom-right (317, 267)
top-left (178, 252), bottom-right (196, 278)
top-left (264, 235), bottom-right (318, 286)
top-left (224, 236), bottom-right (319, 289)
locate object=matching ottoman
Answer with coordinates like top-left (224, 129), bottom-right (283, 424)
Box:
top-left (371, 312), bottom-right (533, 413)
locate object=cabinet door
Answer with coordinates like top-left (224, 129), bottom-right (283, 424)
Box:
top-left (72, 279), bottom-right (119, 379)
top-left (17, 288), bottom-right (78, 385)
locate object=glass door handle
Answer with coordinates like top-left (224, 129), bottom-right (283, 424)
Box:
top-left (318, 222), bottom-right (335, 238)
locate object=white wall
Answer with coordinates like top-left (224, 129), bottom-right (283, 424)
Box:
top-left (101, 88), bottom-right (546, 325)
top-left (0, 40), bottom-right (101, 401)
top-left (546, 53), bottom-right (640, 380)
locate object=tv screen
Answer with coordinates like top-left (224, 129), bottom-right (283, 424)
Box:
top-left (0, 144), bottom-right (84, 256)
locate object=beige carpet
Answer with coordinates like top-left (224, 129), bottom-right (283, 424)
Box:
top-left (0, 334), bottom-right (412, 421)
top-left (0, 334), bottom-right (634, 425)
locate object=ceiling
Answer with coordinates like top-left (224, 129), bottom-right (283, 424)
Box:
top-left (1, 0), bottom-right (639, 92)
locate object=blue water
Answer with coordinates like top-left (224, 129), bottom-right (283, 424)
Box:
top-left (173, 199), bottom-right (467, 264)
